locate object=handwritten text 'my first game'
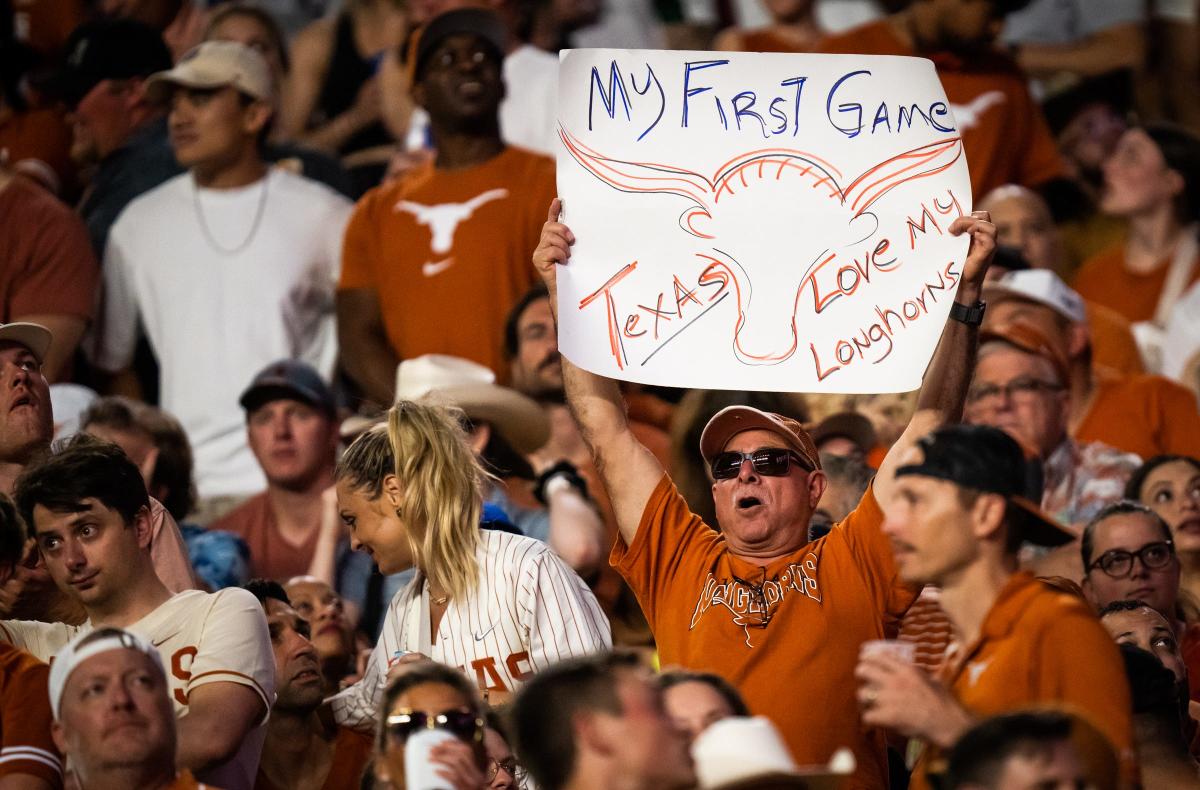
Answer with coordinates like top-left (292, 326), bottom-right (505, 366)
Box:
top-left (588, 59), bottom-right (957, 142)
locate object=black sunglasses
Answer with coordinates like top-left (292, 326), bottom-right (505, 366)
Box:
top-left (385, 708), bottom-right (485, 743)
top-left (710, 448), bottom-right (812, 480)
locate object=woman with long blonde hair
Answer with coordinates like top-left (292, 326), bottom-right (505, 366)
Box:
top-left (328, 400), bottom-right (610, 731)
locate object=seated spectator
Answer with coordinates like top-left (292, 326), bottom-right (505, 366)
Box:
top-left (1126, 455), bottom-right (1200, 610)
top-left (658, 669), bottom-right (750, 745)
top-left (91, 41), bottom-right (351, 518)
top-left (211, 361), bottom-right (340, 582)
top-left (816, 0), bottom-right (1065, 198)
top-left (0, 163), bottom-right (98, 381)
top-left (244, 579), bottom-right (371, 789)
top-left (1073, 124), bottom-right (1200, 345)
top-left (329, 399), bottom-right (609, 729)
top-left (6, 438), bottom-right (274, 790)
top-left (982, 270), bottom-right (1200, 458)
top-left (859, 424), bottom-right (1132, 788)
top-left (284, 575), bottom-right (357, 692)
top-left (337, 9), bottom-right (553, 400)
top-left (393, 354), bottom-right (605, 576)
top-left (0, 494), bottom-right (62, 790)
top-left (1119, 644), bottom-right (1200, 788)
top-left (965, 320), bottom-right (1141, 576)
top-left (371, 662), bottom-right (489, 789)
top-left (1100, 600), bottom-right (1188, 688)
top-left (49, 627), bottom-right (202, 790)
top-left (810, 412), bottom-right (876, 462)
top-left (0, 32), bottom-right (75, 196)
top-left (510, 652), bottom-right (696, 790)
top-left (483, 711), bottom-right (524, 790)
top-left (713, 0), bottom-right (822, 52)
top-left (944, 711), bottom-right (1110, 790)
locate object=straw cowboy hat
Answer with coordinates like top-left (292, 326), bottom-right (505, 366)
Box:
top-left (393, 355), bottom-right (550, 455)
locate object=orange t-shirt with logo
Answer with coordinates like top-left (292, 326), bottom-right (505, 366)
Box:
top-left (613, 474), bottom-right (918, 789)
top-left (1074, 371), bottom-right (1200, 459)
top-left (1073, 243), bottom-right (1200, 323)
top-left (910, 573), bottom-right (1134, 789)
top-left (815, 21), bottom-right (1064, 199)
top-left (340, 147), bottom-right (554, 378)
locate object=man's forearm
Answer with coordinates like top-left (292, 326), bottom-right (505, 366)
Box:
top-left (915, 280), bottom-right (983, 424)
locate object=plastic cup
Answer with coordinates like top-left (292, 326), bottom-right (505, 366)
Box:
top-left (860, 639), bottom-right (916, 663)
top-left (404, 728), bottom-right (457, 790)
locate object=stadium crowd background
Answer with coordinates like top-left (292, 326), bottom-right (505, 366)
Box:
top-left (3, 0), bottom-right (1200, 788)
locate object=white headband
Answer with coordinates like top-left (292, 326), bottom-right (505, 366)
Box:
top-left (48, 628), bottom-right (164, 719)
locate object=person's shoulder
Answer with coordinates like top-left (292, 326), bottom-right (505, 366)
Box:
top-left (502, 146), bottom-right (556, 177)
top-left (1077, 243), bottom-right (1127, 276)
top-left (506, 44), bottom-right (558, 71)
top-left (113, 172), bottom-right (191, 228)
top-left (481, 527), bottom-right (549, 563)
top-left (351, 176), bottom-right (408, 217)
top-left (814, 19), bottom-right (898, 54)
top-left (208, 492), bottom-right (270, 536)
top-left (268, 166), bottom-right (352, 210)
top-left (0, 639), bottom-right (47, 674)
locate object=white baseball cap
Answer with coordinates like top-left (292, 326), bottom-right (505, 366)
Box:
top-left (983, 269), bottom-right (1087, 324)
top-left (49, 628), bottom-right (164, 719)
top-left (0, 322), bottom-right (52, 364)
top-left (146, 40), bottom-right (273, 103)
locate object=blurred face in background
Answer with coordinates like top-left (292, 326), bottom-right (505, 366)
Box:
top-left (1101, 129), bottom-right (1183, 219)
top-left (1135, 459), bottom-right (1200, 554)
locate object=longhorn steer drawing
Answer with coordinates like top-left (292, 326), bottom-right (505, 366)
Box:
top-left (559, 127), bottom-right (964, 365)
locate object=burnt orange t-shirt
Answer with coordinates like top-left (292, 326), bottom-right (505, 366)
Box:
top-left (340, 146), bottom-right (554, 378)
top-left (0, 642), bottom-right (61, 787)
top-left (911, 573), bottom-right (1134, 789)
top-left (1085, 301), bottom-right (1144, 379)
top-left (815, 21), bottom-right (1064, 199)
top-left (613, 475), bottom-right (917, 789)
top-left (1074, 372), bottom-right (1200, 459)
top-left (1073, 243), bottom-right (1200, 323)
top-left (255, 727), bottom-right (372, 790)
top-left (210, 493), bottom-right (319, 583)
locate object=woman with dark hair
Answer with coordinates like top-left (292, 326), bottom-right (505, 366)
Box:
top-left (1127, 454), bottom-right (1200, 605)
top-left (658, 669), bottom-right (750, 744)
top-left (1073, 123), bottom-right (1200, 359)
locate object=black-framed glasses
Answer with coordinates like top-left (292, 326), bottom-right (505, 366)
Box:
top-left (486, 756), bottom-right (527, 784)
top-left (1088, 540), bottom-right (1175, 578)
top-left (710, 448), bottom-right (812, 480)
top-left (966, 377), bottom-right (1065, 406)
top-left (386, 708), bottom-right (485, 743)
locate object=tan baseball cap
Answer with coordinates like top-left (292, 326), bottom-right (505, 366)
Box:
top-left (700, 406), bottom-right (822, 471)
top-left (0, 322), bottom-right (52, 364)
top-left (146, 40), bottom-right (272, 103)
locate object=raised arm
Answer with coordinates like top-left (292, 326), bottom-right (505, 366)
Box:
top-left (873, 211), bottom-right (996, 506)
top-left (532, 199), bottom-right (666, 546)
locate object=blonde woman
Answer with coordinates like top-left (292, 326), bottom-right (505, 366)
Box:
top-left (329, 400), bottom-right (610, 731)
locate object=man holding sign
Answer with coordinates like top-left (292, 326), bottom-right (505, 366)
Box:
top-left (532, 198), bottom-right (996, 786)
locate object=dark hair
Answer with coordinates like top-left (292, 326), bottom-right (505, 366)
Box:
top-left (658, 670), bottom-right (750, 717)
top-left (204, 3), bottom-right (291, 72)
top-left (1081, 500), bottom-right (1174, 569)
top-left (1120, 643), bottom-right (1190, 750)
top-left (503, 283), bottom-right (550, 360)
top-left (945, 711), bottom-right (1074, 789)
top-left (511, 652), bottom-right (641, 790)
top-left (0, 494), bottom-right (26, 569)
top-left (1125, 454), bottom-right (1200, 501)
top-left (82, 397), bottom-right (197, 521)
top-left (244, 578), bottom-right (290, 607)
top-left (1098, 598), bottom-right (1166, 619)
top-left (1143, 123), bottom-right (1200, 223)
top-left (14, 435), bottom-right (150, 533)
top-left (376, 663), bottom-right (484, 752)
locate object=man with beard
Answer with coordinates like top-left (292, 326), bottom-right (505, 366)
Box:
top-left (245, 580), bottom-right (371, 790)
top-left (338, 7), bottom-right (555, 402)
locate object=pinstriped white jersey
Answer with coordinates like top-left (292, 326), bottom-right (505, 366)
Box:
top-left (0, 589), bottom-right (274, 790)
top-left (332, 529), bottom-right (611, 730)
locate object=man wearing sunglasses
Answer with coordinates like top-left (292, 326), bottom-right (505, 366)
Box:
top-left (533, 200), bottom-right (999, 786)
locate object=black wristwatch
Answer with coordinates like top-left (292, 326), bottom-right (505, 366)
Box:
top-left (534, 460), bottom-right (590, 505)
top-left (949, 300), bottom-right (986, 326)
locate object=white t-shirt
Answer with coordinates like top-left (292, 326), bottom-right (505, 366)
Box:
top-left (0, 588), bottom-right (275, 790)
top-left (332, 528), bottom-right (611, 731)
top-left (92, 168), bottom-right (351, 499)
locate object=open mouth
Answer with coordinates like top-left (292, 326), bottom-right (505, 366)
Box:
top-left (736, 496), bottom-right (762, 511)
top-left (1178, 518), bottom-right (1200, 535)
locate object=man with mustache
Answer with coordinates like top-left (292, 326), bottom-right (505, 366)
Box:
top-left (244, 580), bottom-right (371, 790)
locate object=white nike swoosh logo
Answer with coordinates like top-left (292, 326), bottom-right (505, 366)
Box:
top-left (474, 624), bottom-right (497, 641)
top-left (422, 258), bottom-right (456, 277)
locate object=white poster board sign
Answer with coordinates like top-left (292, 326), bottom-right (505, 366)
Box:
top-left (555, 50), bottom-right (972, 393)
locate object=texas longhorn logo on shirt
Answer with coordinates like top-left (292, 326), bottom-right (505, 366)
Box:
top-left (394, 188), bottom-right (510, 277)
top-left (689, 553), bottom-right (822, 647)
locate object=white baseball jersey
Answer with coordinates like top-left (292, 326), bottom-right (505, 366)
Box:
top-left (332, 529), bottom-right (611, 730)
top-left (0, 589), bottom-right (274, 790)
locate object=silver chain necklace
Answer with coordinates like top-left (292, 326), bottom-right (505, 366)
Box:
top-left (192, 173), bottom-right (270, 256)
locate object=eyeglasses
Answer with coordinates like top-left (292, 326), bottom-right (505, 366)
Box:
top-left (486, 756), bottom-right (527, 784)
top-left (385, 709), bottom-right (485, 744)
top-left (1088, 540), bottom-right (1175, 578)
top-left (966, 377), bottom-right (1065, 406)
top-left (731, 575), bottom-right (774, 629)
top-left (710, 448), bottom-right (812, 480)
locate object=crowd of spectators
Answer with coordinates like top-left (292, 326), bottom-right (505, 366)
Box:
top-left (3, 0), bottom-right (1200, 788)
